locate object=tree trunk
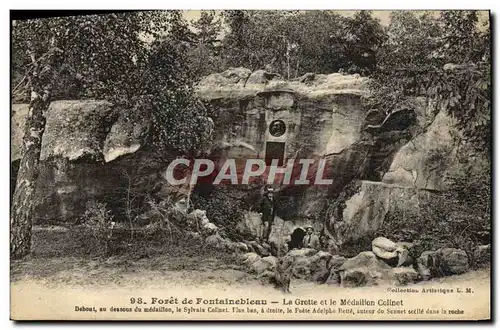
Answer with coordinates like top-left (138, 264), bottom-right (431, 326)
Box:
top-left (10, 48), bottom-right (54, 258)
top-left (10, 86), bottom-right (51, 258)
top-left (10, 94), bottom-right (49, 258)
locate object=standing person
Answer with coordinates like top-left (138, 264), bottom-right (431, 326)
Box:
top-left (302, 226), bottom-right (321, 250)
top-left (260, 186), bottom-right (276, 243)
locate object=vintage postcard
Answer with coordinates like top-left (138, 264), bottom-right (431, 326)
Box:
top-left (10, 9), bottom-right (491, 321)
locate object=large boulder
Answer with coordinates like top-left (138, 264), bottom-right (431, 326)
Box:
top-left (416, 250), bottom-right (440, 280)
top-left (339, 251), bottom-right (392, 287)
top-left (391, 267), bottom-right (419, 286)
top-left (325, 256), bottom-right (347, 285)
top-left (236, 212), bottom-right (313, 255)
top-left (247, 241), bottom-right (271, 257)
top-left (330, 181), bottom-right (423, 253)
top-left (473, 244), bottom-right (491, 267)
top-left (283, 248), bottom-right (318, 266)
top-left (202, 222), bottom-right (218, 236)
top-left (382, 108), bottom-right (461, 190)
top-left (417, 248), bottom-right (469, 280)
top-left (282, 249), bottom-right (332, 282)
top-left (241, 252), bottom-right (261, 268)
top-left (439, 248), bottom-right (469, 275)
top-left (396, 246), bottom-right (414, 267)
top-left (250, 256), bottom-right (278, 275)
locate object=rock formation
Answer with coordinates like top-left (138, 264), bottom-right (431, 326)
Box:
top-left (12, 100), bottom-right (152, 223)
top-left (11, 68), bottom-right (483, 255)
top-left (196, 68), bottom-right (421, 248)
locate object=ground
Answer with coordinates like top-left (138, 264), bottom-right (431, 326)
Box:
top-left (11, 225), bottom-right (255, 287)
top-left (11, 226), bottom-right (491, 289)
top-left (10, 226), bottom-right (491, 320)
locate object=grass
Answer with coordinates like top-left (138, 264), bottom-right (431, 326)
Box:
top-left (11, 225), bottom-right (252, 288)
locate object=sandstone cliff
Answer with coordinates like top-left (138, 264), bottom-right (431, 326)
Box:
top-left (195, 68), bottom-right (481, 254)
top-left (11, 68), bottom-right (475, 249)
top-left (11, 100), bottom-right (157, 223)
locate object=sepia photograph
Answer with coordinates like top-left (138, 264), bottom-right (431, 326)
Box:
top-left (9, 8), bottom-right (491, 321)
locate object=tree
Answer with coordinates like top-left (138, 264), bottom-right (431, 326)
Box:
top-left (11, 19), bottom-right (64, 258)
top-left (343, 11), bottom-right (386, 75)
top-left (146, 11), bottom-right (213, 155)
top-left (365, 11), bottom-right (491, 254)
top-left (221, 10), bottom-right (252, 69)
top-left (367, 11), bottom-right (490, 152)
top-left (191, 10), bottom-right (223, 77)
top-left (11, 13), bottom-right (151, 258)
top-left (11, 11), bottom-right (208, 258)
top-left (283, 11), bottom-right (347, 75)
top-left (219, 10), bottom-right (384, 77)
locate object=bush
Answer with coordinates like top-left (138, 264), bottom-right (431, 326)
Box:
top-left (140, 197), bottom-right (186, 242)
top-left (377, 157), bottom-right (490, 268)
top-left (191, 186), bottom-right (246, 241)
top-left (78, 201), bottom-right (116, 256)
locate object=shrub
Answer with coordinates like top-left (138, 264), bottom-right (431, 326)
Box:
top-left (141, 197), bottom-right (186, 243)
top-left (377, 154), bottom-right (490, 268)
top-left (191, 186), bottom-right (246, 241)
top-left (78, 201), bottom-right (116, 256)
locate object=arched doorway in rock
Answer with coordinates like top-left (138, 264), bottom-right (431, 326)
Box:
top-left (287, 227), bottom-right (306, 251)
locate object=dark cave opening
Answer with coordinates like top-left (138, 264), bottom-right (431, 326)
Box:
top-left (287, 227), bottom-right (306, 251)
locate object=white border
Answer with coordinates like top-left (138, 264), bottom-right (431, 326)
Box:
top-left (1, 1), bottom-right (498, 329)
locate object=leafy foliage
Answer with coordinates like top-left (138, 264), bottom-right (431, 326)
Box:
top-left (78, 201), bottom-right (116, 256)
top-left (12, 11), bottom-right (212, 154)
top-left (190, 10), bottom-right (223, 77)
top-left (220, 10), bottom-right (385, 77)
top-left (191, 186), bottom-right (246, 241)
top-left (377, 150), bottom-right (490, 268)
top-left (365, 11), bottom-right (490, 152)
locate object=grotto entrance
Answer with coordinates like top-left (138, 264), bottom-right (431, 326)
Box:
top-left (287, 227), bottom-right (306, 251)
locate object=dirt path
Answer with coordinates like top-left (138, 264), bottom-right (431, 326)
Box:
top-left (11, 254), bottom-right (491, 320)
top-left (10, 227), bottom-right (491, 320)
top-left (11, 253), bottom-right (490, 291)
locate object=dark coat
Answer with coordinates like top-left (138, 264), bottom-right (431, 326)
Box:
top-left (260, 195), bottom-right (276, 223)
